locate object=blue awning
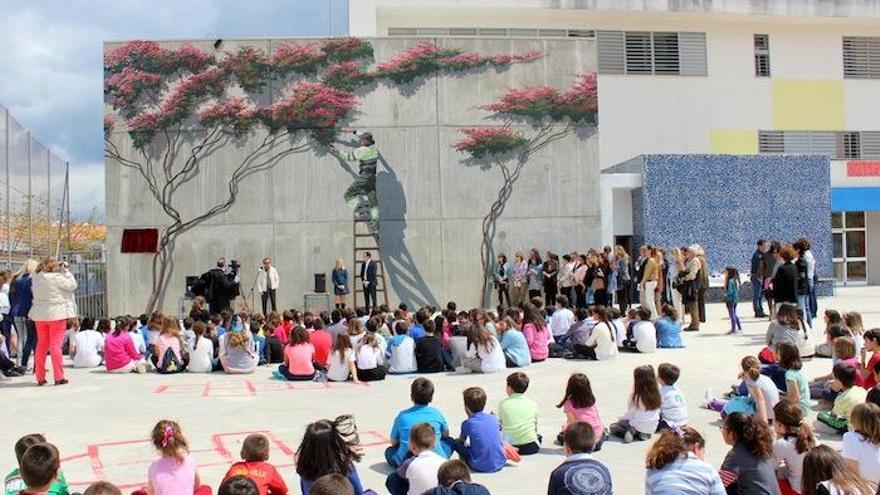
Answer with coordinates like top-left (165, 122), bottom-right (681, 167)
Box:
top-left (831, 187), bottom-right (880, 212)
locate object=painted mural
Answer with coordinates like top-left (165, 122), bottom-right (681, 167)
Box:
top-left (104, 38), bottom-right (597, 311)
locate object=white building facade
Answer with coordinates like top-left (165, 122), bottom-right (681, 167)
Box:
top-left (348, 0), bottom-right (880, 285)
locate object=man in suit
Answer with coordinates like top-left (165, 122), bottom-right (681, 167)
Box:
top-left (257, 257), bottom-right (280, 315)
top-left (360, 251), bottom-right (377, 312)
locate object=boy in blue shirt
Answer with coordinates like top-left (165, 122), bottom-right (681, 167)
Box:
top-left (408, 309), bottom-right (429, 340)
top-left (386, 378), bottom-right (452, 467)
top-left (443, 387), bottom-right (506, 473)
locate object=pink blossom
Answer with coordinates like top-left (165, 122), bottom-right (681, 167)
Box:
top-left (480, 86), bottom-right (557, 114)
top-left (105, 40), bottom-right (166, 71)
top-left (170, 44), bottom-right (214, 72)
top-left (159, 67), bottom-right (226, 116)
top-left (105, 67), bottom-right (162, 107)
top-left (322, 61), bottom-right (373, 91)
top-left (220, 46), bottom-right (272, 92)
top-left (272, 42), bottom-right (326, 74)
top-left (321, 37), bottom-right (373, 61)
top-left (454, 127), bottom-right (527, 158)
top-left (263, 82), bottom-right (356, 143)
top-left (555, 73), bottom-right (599, 114)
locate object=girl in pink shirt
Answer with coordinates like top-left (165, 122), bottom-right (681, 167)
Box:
top-left (276, 326), bottom-right (316, 381)
top-left (105, 316), bottom-right (145, 373)
top-left (147, 420), bottom-right (201, 495)
top-left (152, 316), bottom-right (188, 374)
top-left (521, 303), bottom-right (549, 361)
top-left (556, 373), bottom-right (606, 451)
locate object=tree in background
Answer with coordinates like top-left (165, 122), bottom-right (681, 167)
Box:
top-left (104, 39), bottom-right (541, 312)
top-left (454, 74), bottom-right (598, 307)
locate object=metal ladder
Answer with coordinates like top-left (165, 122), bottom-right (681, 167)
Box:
top-left (352, 217), bottom-right (389, 309)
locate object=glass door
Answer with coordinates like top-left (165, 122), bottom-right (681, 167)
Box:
top-left (831, 212), bottom-right (867, 285)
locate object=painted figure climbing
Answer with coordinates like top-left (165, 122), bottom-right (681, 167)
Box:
top-left (334, 131), bottom-right (379, 230)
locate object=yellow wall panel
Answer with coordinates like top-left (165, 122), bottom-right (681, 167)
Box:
top-left (709, 130), bottom-right (758, 154)
top-left (773, 79), bottom-right (844, 130)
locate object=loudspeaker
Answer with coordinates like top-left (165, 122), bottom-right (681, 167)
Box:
top-left (314, 273), bottom-right (327, 293)
top-left (185, 276), bottom-right (199, 298)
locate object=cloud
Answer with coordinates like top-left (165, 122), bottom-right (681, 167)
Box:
top-left (0, 0), bottom-right (348, 216)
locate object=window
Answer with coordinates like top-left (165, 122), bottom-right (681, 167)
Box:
top-left (754, 34), bottom-right (770, 77)
top-left (831, 212), bottom-right (868, 284)
top-left (843, 36), bottom-right (880, 79)
top-left (597, 30), bottom-right (706, 76)
top-left (386, 27), bottom-right (595, 39)
top-left (758, 130), bottom-right (869, 159)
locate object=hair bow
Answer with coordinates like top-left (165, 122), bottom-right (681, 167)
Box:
top-left (161, 426), bottom-right (174, 448)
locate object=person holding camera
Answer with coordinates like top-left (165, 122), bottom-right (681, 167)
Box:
top-left (30, 258), bottom-right (78, 386)
top-left (198, 257), bottom-right (240, 314)
top-left (257, 257), bottom-right (279, 315)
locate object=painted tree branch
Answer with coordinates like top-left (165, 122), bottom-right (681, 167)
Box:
top-left (454, 74), bottom-right (598, 306)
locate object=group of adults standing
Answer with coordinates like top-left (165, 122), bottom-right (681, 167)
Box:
top-left (0, 258), bottom-right (79, 385)
top-left (492, 244), bottom-right (710, 330)
top-left (749, 238), bottom-right (817, 325)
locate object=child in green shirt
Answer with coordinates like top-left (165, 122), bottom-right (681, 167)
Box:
top-left (817, 362), bottom-right (868, 434)
top-left (4, 434), bottom-right (68, 495)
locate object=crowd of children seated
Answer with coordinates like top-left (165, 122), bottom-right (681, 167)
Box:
top-left (5, 291), bottom-right (880, 495)
top-left (1, 293), bottom-right (690, 381)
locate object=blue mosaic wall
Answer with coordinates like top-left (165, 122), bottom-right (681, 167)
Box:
top-left (632, 154), bottom-right (832, 278)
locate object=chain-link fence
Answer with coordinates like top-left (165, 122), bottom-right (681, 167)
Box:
top-left (0, 104), bottom-right (106, 316)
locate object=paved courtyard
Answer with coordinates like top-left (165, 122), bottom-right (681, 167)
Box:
top-left (2, 286), bottom-right (877, 494)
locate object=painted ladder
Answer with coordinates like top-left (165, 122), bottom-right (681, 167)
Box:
top-left (352, 217), bottom-right (389, 309)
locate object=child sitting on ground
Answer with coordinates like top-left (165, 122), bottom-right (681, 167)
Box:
top-left (655, 306), bottom-right (683, 349)
top-left (415, 320), bottom-right (446, 373)
top-left (275, 326), bottom-right (315, 381)
top-left (187, 321), bottom-right (214, 373)
top-left (147, 420), bottom-right (201, 495)
top-left (657, 363), bottom-right (689, 430)
top-left (385, 423), bottom-right (447, 495)
top-left (152, 316), bottom-right (189, 374)
top-left (772, 401), bottom-right (815, 495)
top-left (498, 372), bottom-right (541, 455)
top-left (810, 336), bottom-right (863, 404)
top-left (71, 317), bottom-right (104, 368)
top-left (326, 334), bottom-right (359, 383)
top-left (356, 333), bottom-right (387, 382)
top-left (422, 460), bottom-right (491, 495)
top-left (547, 422), bottom-right (612, 495)
top-left (386, 321), bottom-right (416, 374)
top-left (622, 307), bottom-right (656, 353)
top-left (817, 362), bottom-right (867, 434)
top-left (13, 442), bottom-right (61, 495)
top-left (609, 365), bottom-right (661, 443)
top-left (706, 356), bottom-right (780, 424)
top-left (386, 378), bottom-right (451, 468)
top-left (555, 373), bottom-right (606, 451)
top-left (445, 387), bottom-right (505, 473)
top-left (223, 434), bottom-right (287, 495)
top-left (4, 434), bottom-right (68, 495)
top-left (295, 416), bottom-right (369, 494)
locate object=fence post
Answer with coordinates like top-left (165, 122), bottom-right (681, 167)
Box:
top-left (4, 108), bottom-right (9, 270)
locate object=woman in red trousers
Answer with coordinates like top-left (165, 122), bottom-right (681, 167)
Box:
top-left (29, 258), bottom-right (78, 386)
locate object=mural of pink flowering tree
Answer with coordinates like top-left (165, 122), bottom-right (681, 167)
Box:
top-left (454, 74), bottom-right (598, 307)
top-left (104, 38), bottom-right (541, 312)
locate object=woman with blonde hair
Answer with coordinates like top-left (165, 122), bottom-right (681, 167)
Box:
top-left (668, 248), bottom-right (685, 320)
top-left (332, 258), bottom-right (349, 310)
top-left (30, 257), bottom-right (77, 385)
top-left (10, 258), bottom-right (38, 369)
top-left (639, 247), bottom-right (660, 320)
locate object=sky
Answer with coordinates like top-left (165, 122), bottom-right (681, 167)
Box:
top-left (0, 0), bottom-right (349, 218)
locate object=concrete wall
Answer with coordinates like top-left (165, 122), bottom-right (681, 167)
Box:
top-left (105, 37), bottom-right (600, 314)
top-left (631, 154), bottom-right (833, 278)
top-left (868, 212), bottom-right (880, 285)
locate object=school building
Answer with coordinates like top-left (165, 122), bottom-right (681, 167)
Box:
top-left (348, 0), bottom-right (880, 286)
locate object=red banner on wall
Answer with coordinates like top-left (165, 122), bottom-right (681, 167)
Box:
top-left (847, 161), bottom-right (880, 177)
